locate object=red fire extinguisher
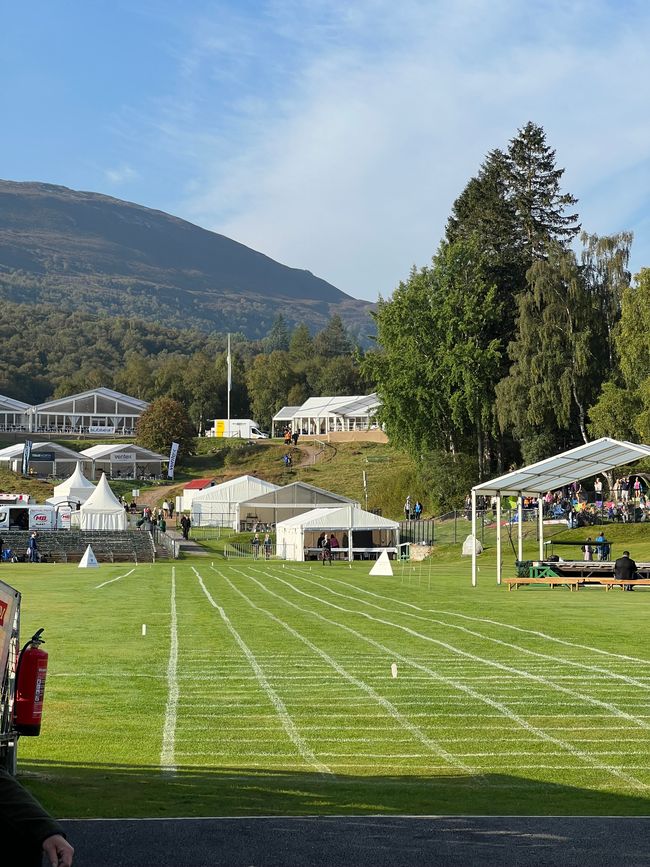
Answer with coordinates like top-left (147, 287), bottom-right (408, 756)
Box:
top-left (14, 628), bottom-right (49, 736)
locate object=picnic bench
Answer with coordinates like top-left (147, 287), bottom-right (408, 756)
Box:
top-left (506, 576), bottom-right (582, 591)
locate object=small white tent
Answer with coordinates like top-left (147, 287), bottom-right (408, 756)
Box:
top-left (77, 473), bottom-right (127, 531)
top-left (276, 505), bottom-right (399, 561)
top-left (47, 462), bottom-right (96, 507)
top-left (191, 475), bottom-right (279, 528)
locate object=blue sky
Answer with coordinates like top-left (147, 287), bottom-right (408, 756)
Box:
top-left (2, 0), bottom-right (650, 302)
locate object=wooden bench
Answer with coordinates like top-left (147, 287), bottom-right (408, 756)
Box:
top-left (506, 577), bottom-right (582, 592)
top-left (586, 578), bottom-right (650, 592)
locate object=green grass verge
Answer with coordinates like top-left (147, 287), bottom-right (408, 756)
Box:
top-left (9, 544), bottom-right (650, 819)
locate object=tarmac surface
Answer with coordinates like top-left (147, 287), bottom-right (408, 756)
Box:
top-left (59, 815), bottom-right (650, 866)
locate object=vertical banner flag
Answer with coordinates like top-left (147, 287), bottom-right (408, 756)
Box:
top-left (167, 442), bottom-right (179, 479)
top-left (22, 440), bottom-right (33, 476)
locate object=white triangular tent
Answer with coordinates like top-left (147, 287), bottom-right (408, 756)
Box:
top-left (78, 474), bottom-right (127, 531)
top-left (47, 462), bottom-right (96, 507)
top-left (78, 545), bottom-right (99, 568)
top-left (369, 550), bottom-right (393, 577)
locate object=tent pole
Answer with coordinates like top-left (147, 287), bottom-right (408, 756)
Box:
top-left (496, 494), bottom-right (502, 585)
top-left (538, 494), bottom-right (544, 561)
top-left (517, 494), bottom-right (523, 562)
top-left (471, 489), bottom-right (477, 587)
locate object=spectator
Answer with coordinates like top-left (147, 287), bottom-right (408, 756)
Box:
top-left (404, 495), bottom-right (411, 521)
top-left (414, 500), bottom-right (423, 520)
top-left (263, 533), bottom-right (272, 560)
top-left (0, 768), bottom-right (74, 866)
top-left (252, 533), bottom-right (260, 559)
top-left (180, 514), bottom-right (191, 540)
top-left (321, 534), bottom-right (332, 565)
top-left (614, 549), bottom-right (638, 591)
top-left (329, 533), bottom-right (340, 559)
top-left (28, 532), bottom-right (39, 563)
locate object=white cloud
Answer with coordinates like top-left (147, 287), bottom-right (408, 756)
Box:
top-left (155, 0), bottom-right (650, 300)
top-left (104, 164), bottom-right (140, 185)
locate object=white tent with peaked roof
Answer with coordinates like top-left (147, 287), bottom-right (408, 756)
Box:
top-left (47, 462), bottom-right (96, 506)
top-left (77, 473), bottom-right (127, 530)
top-left (276, 505), bottom-right (399, 561)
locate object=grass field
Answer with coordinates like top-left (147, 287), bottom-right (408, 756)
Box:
top-left (10, 551), bottom-right (650, 819)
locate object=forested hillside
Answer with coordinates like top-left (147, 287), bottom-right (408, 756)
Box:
top-left (0, 180), bottom-right (373, 338)
top-left (0, 305), bottom-right (371, 432)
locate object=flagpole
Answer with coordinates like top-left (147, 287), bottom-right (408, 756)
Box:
top-left (227, 333), bottom-right (231, 430)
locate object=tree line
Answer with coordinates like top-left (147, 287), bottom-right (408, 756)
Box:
top-left (364, 121), bottom-right (649, 510)
top-left (0, 304), bottom-right (370, 431)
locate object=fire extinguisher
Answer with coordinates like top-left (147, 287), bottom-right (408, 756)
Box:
top-left (14, 628), bottom-right (48, 737)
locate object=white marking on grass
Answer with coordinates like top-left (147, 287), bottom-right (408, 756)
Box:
top-left (94, 568), bottom-right (135, 589)
top-left (283, 570), bottom-right (650, 691)
top-left (213, 566), bottom-right (475, 776)
top-left (142, 624), bottom-right (147, 636)
top-left (236, 565), bottom-right (649, 791)
top-left (272, 569), bottom-right (650, 727)
top-left (160, 566), bottom-right (179, 774)
top-left (192, 566), bottom-right (332, 776)
top-left (302, 571), bottom-right (650, 666)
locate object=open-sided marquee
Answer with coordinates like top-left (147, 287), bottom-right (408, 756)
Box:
top-left (470, 437), bottom-right (650, 586)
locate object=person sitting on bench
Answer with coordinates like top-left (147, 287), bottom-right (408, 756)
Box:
top-left (614, 550), bottom-right (638, 591)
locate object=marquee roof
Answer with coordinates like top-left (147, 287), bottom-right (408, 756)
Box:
top-left (242, 481), bottom-right (355, 509)
top-left (0, 394), bottom-right (30, 412)
top-left (472, 437), bottom-right (650, 497)
top-left (0, 441), bottom-right (83, 461)
top-left (273, 394), bottom-right (380, 421)
top-left (80, 443), bottom-right (166, 461)
top-left (277, 505), bottom-right (399, 531)
top-left (32, 387), bottom-right (149, 413)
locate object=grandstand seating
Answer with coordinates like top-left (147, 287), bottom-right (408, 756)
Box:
top-left (0, 529), bottom-right (156, 563)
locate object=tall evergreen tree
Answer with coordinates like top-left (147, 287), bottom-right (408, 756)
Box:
top-left (505, 121), bottom-right (580, 260)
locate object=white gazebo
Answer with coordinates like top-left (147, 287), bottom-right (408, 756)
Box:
top-left (470, 437), bottom-right (650, 587)
top-left (237, 481), bottom-right (355, 529)
top-left (76, 473), bottom-right (127, 531)
top-left (0, 441), bottom-right (88, 478)
top-left (191, 475), bottom-right (279, 528)
top-left (47, 462), bottom-right (96, 507)
top-left (80, 444), bottom-right (167, 480)
top-left (273, 394), bottom-right (381, 436)
top-left (276, 505), bottom-right (399, 561)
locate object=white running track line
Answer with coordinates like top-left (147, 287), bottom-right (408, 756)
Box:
top-left (267, 568), bottom-right (650, 729)
top-left (212, 565), bottom-right (475, 776)
top-left (279, 570), bottom-right (650, 693)
top-left (193, 566), bottom-right (332, 776)
top-left (94, 568), bottom-right (135, 589)
top-left (160, 566), bottom-right (179, 773)
top-left (232, 565), bottom-right (648, 790)
top-left (303, 571), bottom-right (650, 665)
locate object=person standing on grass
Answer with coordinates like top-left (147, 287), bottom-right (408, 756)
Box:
top-left (263, 533), bottom-right (272, 559)
top-left (0, 768), bottom-right (74, 866)
top-left (321, 534), bottom-right (332, 565)
top-left (28, 532), bottom-right (39, 563)
top-left (252, 533), bottom-right (260, 559)
top-left (614, 549), bottom-right (638, 591)
top-left (404, 495), bottom-right (411, 521)
top-left (582, 538), bottom-right (593, 561)
top-left (180, 514), bottom-right (191, 540)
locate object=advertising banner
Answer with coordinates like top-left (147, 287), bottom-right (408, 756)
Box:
top-left (89, 426), bottom-right (115, 434)
top-left (31, 452), bottom-right (55, 462)
top-left (110, 452), bottom-right (136, 463)
top-left (167, 442), bottom-right (179, 479)
top-left (21, 440), bottom-right (32, 475)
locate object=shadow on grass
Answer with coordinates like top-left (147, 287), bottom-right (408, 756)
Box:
top-left (18, 758), bottom-right (650, 819)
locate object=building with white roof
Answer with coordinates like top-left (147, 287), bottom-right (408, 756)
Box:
top-left (272, 394), bottom-right (381, 437)
top-left (0, 394), bottom-right (31, 432)
top-left (190, 475), bottom-right (279, 528)
top-left (0, 441), bottom-right (89, 478)
top-left (80, 443), bottom-right (167, 480)
top-left (28, 388), bottom-right (149, 435)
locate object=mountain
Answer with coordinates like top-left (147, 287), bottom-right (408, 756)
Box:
top-left (0, 180), bottom-right (374, 339)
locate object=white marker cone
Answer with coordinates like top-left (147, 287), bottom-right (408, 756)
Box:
top-left (142, 624), bottom-right (147, 636)
top-left (391, 663), bottom-right (398, 678)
